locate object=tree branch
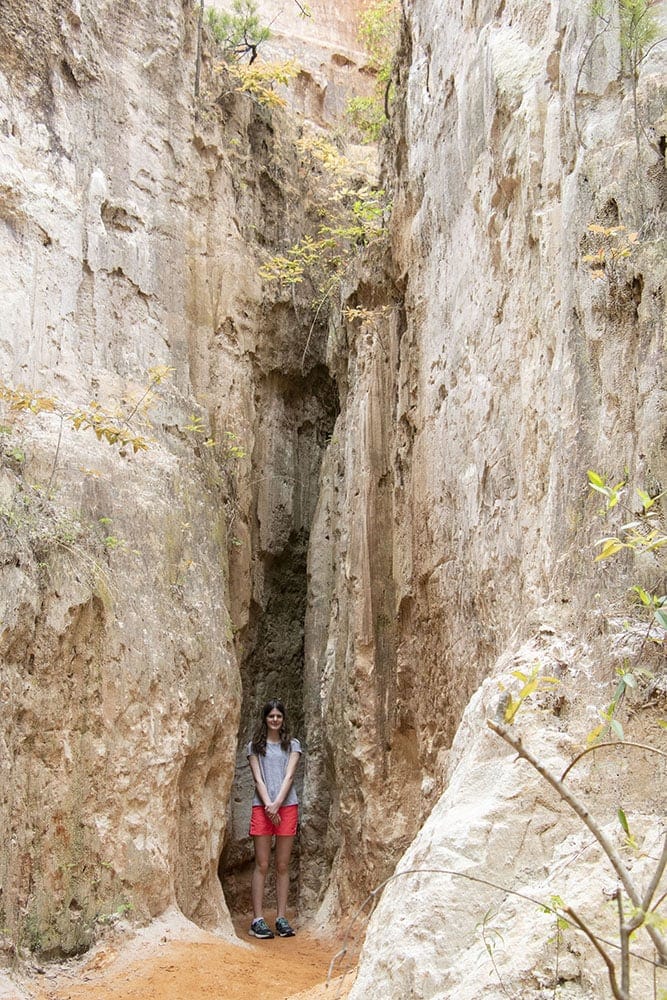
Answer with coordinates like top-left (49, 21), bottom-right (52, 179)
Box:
top-left (487, 718), bottom-right (667, 965)
top-left (565, 905), bottom-right (627, 1000)
top-left (560, 740), bottom-right (667, 782)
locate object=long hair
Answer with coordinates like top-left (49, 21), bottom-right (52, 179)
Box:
top-left (251, 699), bottom-right (292, 755)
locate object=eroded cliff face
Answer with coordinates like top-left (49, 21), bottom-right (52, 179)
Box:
top-left (301, 0), bottom-right (666, 995)
top-left (0, 0), bottom-right (339, 957)
top-left (1, 0), bottom-right (665, 994)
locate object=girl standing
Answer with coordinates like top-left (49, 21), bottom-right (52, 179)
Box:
top-left (247, 699), bottom-right (301, 939)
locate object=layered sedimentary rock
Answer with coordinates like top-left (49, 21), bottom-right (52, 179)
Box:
top-left (0, 0), bottom-right (337, 957)
top-left (301, 0), bottom-right (667, 994)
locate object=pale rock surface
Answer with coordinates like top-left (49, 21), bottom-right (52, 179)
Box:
top-left (0, 0), bottom-right (335, 959)
top-left (348, 635), bottom-right (667, 998)
top-left (301, 0), bottom-right (667, 988)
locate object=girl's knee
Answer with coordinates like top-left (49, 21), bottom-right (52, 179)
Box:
top-left (254, 857), bottom-right (270, 876)
top-left (275, 858), bottom-right (290, 877)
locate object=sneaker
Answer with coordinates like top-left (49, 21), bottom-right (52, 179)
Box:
top-left (275, 917), bottom-right (295, 937)
top-left (249, 917), bottom-right (274, 939)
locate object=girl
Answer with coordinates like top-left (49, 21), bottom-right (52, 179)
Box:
top-left (247, 699), bottom-right (302, 939)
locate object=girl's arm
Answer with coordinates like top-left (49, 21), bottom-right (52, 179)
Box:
top-left (248, 754), bottom-right (273, 809)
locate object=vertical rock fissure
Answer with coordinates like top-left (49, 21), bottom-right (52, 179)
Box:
top-left (219, 362), bottom-right (339, 917)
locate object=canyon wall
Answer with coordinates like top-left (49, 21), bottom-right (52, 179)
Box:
top-left (300, 0), bottom-right (666, 995)
top-left (0, 0), bottom-right (665, 996)
top-left (0, 0), bottom-right (340, 958)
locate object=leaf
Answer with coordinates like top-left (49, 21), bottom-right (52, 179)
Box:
top-left (587, 470), bottom-right (606, 489)
top-left (654, 608), bottom-right (667, 630)
top-left (617, 807), bottom-right (630, 835)
top-left (610, 718), bottom-right (625, 739)
top-left (631, 585), bottom-right (651, 606)
top-left (595, 538), bottom-right (626, 561)
top-left (504, 696), bottom-right (520, 724)
top-left (621, 672), bottom-right (637, 689)
top-left (586, 723), bottom-right (605, 745)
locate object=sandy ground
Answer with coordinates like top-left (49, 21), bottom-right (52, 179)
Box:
top-left (0, 910), bottom-right (357, 1000)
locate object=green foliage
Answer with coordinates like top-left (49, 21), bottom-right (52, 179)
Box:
top-left (207, 0), bottom-right (270, 62)
top-left (589, 0), bottom-right (661, 72)
top-left (227, 58), bottom-right (300, 109)
top-left (586, 469), bottom-right (666, 745)
top-left (617, 806), bottom-right (640, 850)
top-left (346, 96), bottom-right (387, 143)
top-left (617, 0), bottom-right (661, 64)
top-left (358, 0), bottom-right (400, 78)
top-left (586, 665), bottom-right (648, 744)
top-left (259, 132), bottom-right (388, 293)
top-left (0, 366), bottom-right (175, 492)
top-left (346, 0), bottom-right (400, 142)
top-left (579, 0), bottom-right (665, 163)
top-left (221, 430), bottom-right (246, 462)
top-left (587, 468), bottom-right (666, 601)
top-left (499, 664), bottom-right (560, 725)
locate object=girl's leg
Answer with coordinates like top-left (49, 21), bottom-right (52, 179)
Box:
top-left (251, 836), bottom-right (273, 919)
top-left (274, 835), bottom-right (295, 919)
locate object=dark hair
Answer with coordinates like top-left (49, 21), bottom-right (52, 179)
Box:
top-left (251, 699), bottom-right (292, 755)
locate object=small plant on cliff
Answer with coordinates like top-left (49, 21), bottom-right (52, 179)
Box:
top-left (584, 469), bottom-right (666, 743)
top-left (575, 0), bottom-right (666, 160)
top-left (217, 58), bottom-right (300, 109)
top-left (207, 0), bottom-right (269, 63)
top-left (0, 365), bottom-right (174, 493)
top-left (346, 0), bottom-right (400, 142)
top-left (581, 224), bottom-right (639, 283)
top-left (0, 367), bottom-right (174, 588)
top-left (259, 133), bottom-right (387, 290)
top-left (205, 0), bottom-right (299, 110)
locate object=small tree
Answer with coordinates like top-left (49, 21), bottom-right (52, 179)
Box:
top-left (346, 0), bottom-right (400, 141)
top-left (207, 0), bottom-right (270, 64)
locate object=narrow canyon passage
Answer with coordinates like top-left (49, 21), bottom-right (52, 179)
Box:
top-left (219, 364), bottom-right (339, 921)
top-left (1, 0), bottom-right (666, 997)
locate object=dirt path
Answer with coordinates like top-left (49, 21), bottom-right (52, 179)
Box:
top-left (8, 913), bottom-right (356, 1000)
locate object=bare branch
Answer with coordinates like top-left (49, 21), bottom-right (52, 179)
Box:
top-left (487, 718), bottom-right (667, 964)
top-left (565, 905), bottom-right (628, 1000)
top-left (560, 741), bottom-right (667, 782)
top-left (642, 832), bottom-right (667, 914)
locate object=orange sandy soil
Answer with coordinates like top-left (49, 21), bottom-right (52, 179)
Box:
top-left (8, 913), bottom-right (357, 1000)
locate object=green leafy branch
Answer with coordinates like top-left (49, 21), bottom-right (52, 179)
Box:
top-left (0, 365), bottom-right (175, 493)
top-left (259, 185), bottom-right (387, 289)
top-left (576, 0), bottom-right (666, 159)
top-left (498, 664), bottom-right (560, 725)
top-left (207, 0), bottom-right (270, 63)
top-left (346, 0), bottom-right (400, 142)
top-left (586, 469), bottom-right (666, 743)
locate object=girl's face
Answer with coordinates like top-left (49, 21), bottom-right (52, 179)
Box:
top-left (265, 709), bottom-right (284, 735)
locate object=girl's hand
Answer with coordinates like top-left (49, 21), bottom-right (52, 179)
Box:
top-left (265, 803), bottom-right (281, 825)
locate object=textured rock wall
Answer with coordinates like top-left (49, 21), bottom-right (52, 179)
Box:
top-left (210, 0), bottom-right (372, 124)
top-left (0, 0), bottom-right (337, 957)
top-left (301, 0), bottom-right (667, 991)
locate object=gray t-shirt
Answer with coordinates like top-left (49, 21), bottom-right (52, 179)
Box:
top-left (247, 738), bottom-right (302, 807)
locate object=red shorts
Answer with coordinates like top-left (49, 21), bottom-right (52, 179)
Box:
top-left (249, 804), bottom-right (299, 837)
